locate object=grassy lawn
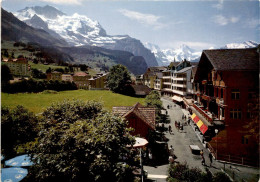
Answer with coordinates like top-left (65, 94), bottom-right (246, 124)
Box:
top-left (29, 62), bottom-right (67, 72)
top-left (1, 90), bottom-right (145, 114)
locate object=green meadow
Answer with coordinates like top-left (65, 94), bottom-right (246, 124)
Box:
top-left (1, 90), bottom-right (145, 114)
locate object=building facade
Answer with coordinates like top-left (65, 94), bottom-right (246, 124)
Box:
top-left (47, 71), bottom-right (62, 81)
top-left (73, 72), bottom-right (91, 89)
top-left (89, 72), bottom-right (109, 90)
top-left (193, 48), bottom-right (259, 166)
top-left (3, 58), bottom-right (30, 76)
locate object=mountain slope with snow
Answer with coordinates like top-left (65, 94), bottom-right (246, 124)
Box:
top-left (222, 40), bottom-right (258, 49)
top-left (14, 5), bottom-right (158, 67)
top-left (145, 41), bottom-right (258, 66)
top-left (144, 43), bottom-right (201, 66)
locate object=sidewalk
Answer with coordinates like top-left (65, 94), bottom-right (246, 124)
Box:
top-left (164, 98), bottom-right (259, 182)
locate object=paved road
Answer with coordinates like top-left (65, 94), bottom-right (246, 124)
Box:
top-left (144, 97), bottom-right (259, 182)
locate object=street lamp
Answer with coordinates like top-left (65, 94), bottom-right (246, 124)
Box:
top-left (215, 129), bottom-right (218, 160)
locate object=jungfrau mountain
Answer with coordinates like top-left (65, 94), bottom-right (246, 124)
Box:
top-left (14, 5), bottom-right (158, 67)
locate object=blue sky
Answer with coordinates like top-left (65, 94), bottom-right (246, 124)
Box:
top-left (2, 0), bottom-right (259, 51)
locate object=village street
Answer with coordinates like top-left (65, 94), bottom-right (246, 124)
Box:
top-left (144, 98), bottom-right (259, 182)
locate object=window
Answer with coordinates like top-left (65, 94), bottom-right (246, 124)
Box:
top-left (231, 89), bottom-right (240, 100)
top-left (242, 136), bottom-right (248, 144)
top-left (216, 88), bottom-right (219, 98)
top-left (248, 89), bottom-right (256, 99)
top-left (220, 89), bottom-right (223, 98)
top-left (230, 109), bottom-right (241, 119)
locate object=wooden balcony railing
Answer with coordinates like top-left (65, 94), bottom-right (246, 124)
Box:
top-left (193, 103), bottom-right (213, 123)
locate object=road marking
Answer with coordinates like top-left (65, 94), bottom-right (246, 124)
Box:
top-left (147, 174), bottom-right (168, 179)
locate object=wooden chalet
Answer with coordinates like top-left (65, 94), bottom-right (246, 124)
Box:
top-left (193, 47), bottom-right (259, 166)
top-left (113, 103), bottom-right (156, 139)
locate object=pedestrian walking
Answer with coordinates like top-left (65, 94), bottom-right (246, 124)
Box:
top-left (169, 155), bottom-right (174, 164)
top-left (201, 155), bottom-right (205, 166)
top-left (169, 145), bottom-right (174, 156)
top-left (200, 150), bottom-right (204, 157)
top-left (168, 125), bottom-right (172, 134)
top-left (209, 153), bottom-right (213, 166)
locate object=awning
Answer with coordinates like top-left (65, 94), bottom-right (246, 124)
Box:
top-left (191, 113), bottom-right (208, 134)
top-left (172, 95), bottom-right (183, 102)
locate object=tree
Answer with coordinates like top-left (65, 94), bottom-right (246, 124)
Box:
top-left (31, 68), bottom-right (47, 79)
top-left (29, 100), bottom-right (136, 182)
top-left (1, 64), bottom-right (13, 83)
top-left (46, 67), bottom-right (52, 74)
top-left (1, 106), bottom-right (39, 158)
top-left (107, 64), bottom-right (131, 94)
top-left (144, 90), bottom-right (163, 123)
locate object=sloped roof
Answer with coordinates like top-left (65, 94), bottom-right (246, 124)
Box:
top-left (112, 102), bottom-right (156, 130)
top-left (175, 66), bottom-right (193, 73)
top-left (203, 48), bottom-right (259, 71)
top-left (73, 72), bottom-right (88, 76)
top-left (131, 85), bottom-right (151, 96)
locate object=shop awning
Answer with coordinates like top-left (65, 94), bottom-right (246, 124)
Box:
top-left (191, 113), bottom-right (208, 134)
top-left (172, 95), bottom-right (183, 102)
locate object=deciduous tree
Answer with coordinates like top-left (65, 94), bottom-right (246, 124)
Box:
top-left (1, 106), bottom-right (39, 158)
top-left (107, 64), bottom-right (131, 94)
top-left (29, 100), bottom-right (135, 182)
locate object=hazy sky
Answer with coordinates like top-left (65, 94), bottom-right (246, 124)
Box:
top-left (2, 0), bottom-right (259, 51)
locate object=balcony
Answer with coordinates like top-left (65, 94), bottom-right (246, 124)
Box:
top-left (216, 98), bottom-right (225, 106)
top-left (163, 82), bottom-right (171, 85)
top-left (172, 89), bottom-right (186, 96)
top-left (173, 77), bottom-right (186, 81)
top-left (193, 103), bottom-right (213, 123)
top-left (163, 88), bottom-right (173, 92)
top-left (172, 83), bottom-right (186, 88)
top-left (213, 80), bottom-right (226, 87)
top-left (162, 76), bottom-right (171, 79)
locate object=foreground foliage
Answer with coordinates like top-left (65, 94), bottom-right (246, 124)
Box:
top-left (1, 106), bottom-right (39, 158)
top-left (28, 100), bottom-right (136, 182)
top-left (167, 162), bottom-right (231, 182)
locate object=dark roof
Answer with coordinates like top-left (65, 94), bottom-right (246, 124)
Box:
top-left (169, 62), bottom-right (180, 68)
top-left (112, 103), bottom-right (156, 130)
top-left (191, 62), bottom-right (199, 66)
top-left (203, 48), bottom-right (259, 71)
top-left (131, 85), bottom-right (151, 96)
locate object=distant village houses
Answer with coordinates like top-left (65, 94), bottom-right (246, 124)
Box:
top-left (3, 58), bottom-right (30, 76)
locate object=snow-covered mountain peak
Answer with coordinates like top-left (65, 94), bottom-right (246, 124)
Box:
top-left (17, 5), bottom-right (66, 20)
top-left (144, 42), bottom-right (201, 66)
top-left (13, 5), bottom-right (158, 67)
top-left (222, 40), bottom-right (258, 49)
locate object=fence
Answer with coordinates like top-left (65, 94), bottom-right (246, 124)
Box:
top-left (207, 143), bottom-right (258, 167)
